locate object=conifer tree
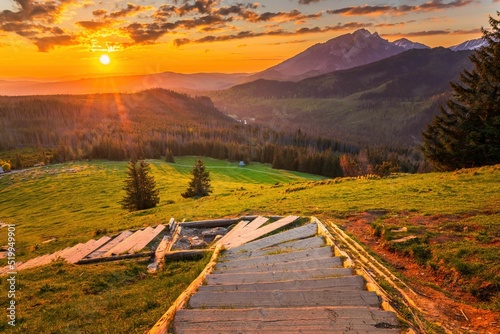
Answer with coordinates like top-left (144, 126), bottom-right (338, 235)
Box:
top-left (121, 160), bottom-right (160, 211)
top-left (421, 13), bottom-right (500, 170)
top-left (182, 159), bottom-right (212, 198)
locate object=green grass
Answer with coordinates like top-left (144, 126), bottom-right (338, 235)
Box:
top-left (0, 255), bottom-right (211, 333)
top-left (0, 158), bottom-right (499, 331)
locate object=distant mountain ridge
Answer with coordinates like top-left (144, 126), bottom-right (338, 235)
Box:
top-left (247, 29), bottom-right (416, 82)
top-left (0, 72), bottom-right (250, 96)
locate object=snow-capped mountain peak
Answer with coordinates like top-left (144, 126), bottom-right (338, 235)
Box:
top-left (450, 38), bottom-right (487, 51)
top-left (392, 38), bottom-right (430, 50)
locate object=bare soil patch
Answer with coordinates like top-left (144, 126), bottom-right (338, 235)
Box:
top-left (338, 212), bottom-right (500, 334)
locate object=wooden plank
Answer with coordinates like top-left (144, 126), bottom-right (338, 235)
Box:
top-left (223, 215), bottom-right (301, 249)
top-left (76, 252), bottom-right (153, 264)
top-left (174, 329), bottom-right (399, 334)
top-left (213, 257), bottom-right (343, 274)
top-left (61, 239), bottom-right (97, 261)
top-left (198, 276), bottom-right (365, 293)
top-left (176, 306), bottom-right (397, 322)
top-left (225, 219), bottom-right (313, 252)
top-left (129, 224), bottom-right (166, 253)
top-left (104, 227), bottom-right (152, 256)
top-left (189, 289), bottom-right (380, 308)
top-left (205, 267), bottom-right (353, 285)
top-left (221, 236), bottom-right (325, 261)
top-left (148, 235), bottom-right (170, 273)
top-left (214, 220), bottom-right (248, 248)
top-left (179, 218), bottom-right (240, 228)
top-left (217, 247), bottom-right (334, 270)
top-left (239, 216), bottom-right (269, 233)
top-left (147, 245), bottom-right (223, 334)
top-left (86, 230), bottom-right (133, 259)
top-left (65, 236), bottom-right (112, 264)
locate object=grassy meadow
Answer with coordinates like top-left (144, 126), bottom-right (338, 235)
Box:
top-left (0, 157), bottom-right (499, 331)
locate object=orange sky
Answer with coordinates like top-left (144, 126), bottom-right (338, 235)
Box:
top-left (0, 0), bottom-right (497, 80)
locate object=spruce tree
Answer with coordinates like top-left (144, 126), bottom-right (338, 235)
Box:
top-left (421, 13), bottom-right (500, 171)
top-left (121, 160), bottom-right (160, 211)
top-left (182, 159), bottom-right (212, 198)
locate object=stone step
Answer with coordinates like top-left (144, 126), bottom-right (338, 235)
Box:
top-left (218, 247), bottom-right (333, 270)
top-left (222, 236), bottom-right (326, 261)
top-left (86, 230), bottom-right (134, 258)
top-left (224, 216), bottom-right (301, 249)
top-left (213, 257), bottom-right (343, 274)
top-left (205, 267), bottom-right (353, 285)
top-left (198, 276), bottom-right (365, 293)
top-left (175, 307), bottom-right (399, 333)
top-left (128, 224), bottom-right (166, 253)
top-left (188, 289), bottom-right (380, 309)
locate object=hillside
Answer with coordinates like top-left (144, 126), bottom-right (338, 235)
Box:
top-left (0, 159), bottom-right (498, 333)
top-left (212, 48), bottom-right (474, 146)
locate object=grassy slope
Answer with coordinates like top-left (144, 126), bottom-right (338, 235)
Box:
top-left (0, 158), bottom-right (499, 332)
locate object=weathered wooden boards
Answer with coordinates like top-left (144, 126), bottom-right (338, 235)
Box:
top-left (172, 221), bottom-right (401, 333)
top-left (1, 225), bottom-right (166, 274)
top-left (218, 215), bottom-right (300, 249)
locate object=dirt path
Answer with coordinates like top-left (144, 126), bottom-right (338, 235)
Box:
top-left (335, 212), bottom-right (499, 334)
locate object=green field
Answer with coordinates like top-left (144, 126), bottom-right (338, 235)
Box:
top-left (0, 157), bottom-right (499, 332)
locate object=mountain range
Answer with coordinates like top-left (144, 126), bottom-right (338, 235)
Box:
top-left (211, 47), bottom-right (474, 146)
top-left (0, 29), bottom-right (484, 96)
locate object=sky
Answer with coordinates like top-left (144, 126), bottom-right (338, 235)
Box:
top-left (0, 0), bottom-right (498, 79)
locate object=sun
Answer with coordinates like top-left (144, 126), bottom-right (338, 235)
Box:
top-left (99, 54), bottom-right (111, 65)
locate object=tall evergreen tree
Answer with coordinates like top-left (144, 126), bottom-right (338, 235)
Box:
top-left (421, 13), bottom-right (500, 171)
top-left (121, 160), bottom-right (160, 211)
top-left (182, 159), bottom-right (212, 198)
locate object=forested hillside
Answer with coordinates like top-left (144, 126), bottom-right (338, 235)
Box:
top-left (212, 49), bottom-right (474, 146)
top-left (0, 89), bottom-right (426, 176)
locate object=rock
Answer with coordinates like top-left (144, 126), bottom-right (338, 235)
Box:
top-left (391, 227), bottom-right (408, 233)
top-left (202, 227), bottom-right (227, 238)
top-left (190, 239), bottom-right (208, 249)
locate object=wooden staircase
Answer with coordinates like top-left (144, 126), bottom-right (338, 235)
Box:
top-left (168, 217), bottom-right (400, 333)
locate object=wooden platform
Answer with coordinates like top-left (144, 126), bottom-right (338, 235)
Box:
top-left (169, 219), bottom-right (401, 333)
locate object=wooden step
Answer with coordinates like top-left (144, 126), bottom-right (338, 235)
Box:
top-left (221, 235), bottom-right (325, 261)
top-left (215, 220), bottom-right (249, 247)
top-left (213, 257), bottom-right (343, 274)
top-left (239, 216), bottom-right (269, 233)
top-left (198, 276), bottom-right (365, 293)
top-left (129, 224), bottom-right (166, 253)
top-left (218, 247), bottom-right (334, 270)
top-left (205, 267), bottom-right (353, 285)
top-left (223, 216), bottom-right (301, 249)
top-left (86, 230), bottom-right (134, 258)
top-left (188, 289), bottom-right (380, 308)
top-left (65, 236), bottom-right (112, 264)
top-left (225, 220), bottom-right (315, 253)
top-left (104, 227), bottom-right (153, 256)
top-left (175, 307), bottom-right (399, 333)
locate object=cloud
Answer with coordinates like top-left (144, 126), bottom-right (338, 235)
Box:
top-left (328, 1), bottom-right (474, 17)
top-left (108, 3), bottom-right (154, 19)
top-left (173, 22), bottom-right (368, 46)
top-left (35, 34), bottom-right (77, 52)
top-left (298, 0), bottom-right (323, 4)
